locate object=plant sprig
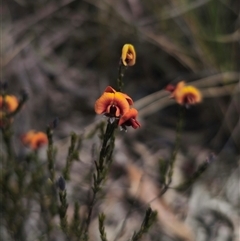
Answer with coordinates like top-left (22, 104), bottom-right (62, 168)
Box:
top-left (130, 207), bottom-right (157, 241)
top-left (83, 120), bottom-right (116, 240)
top-left (63, 132), bottom-right (79, 180)
top-left (98, 213), bottom-right (108, 241)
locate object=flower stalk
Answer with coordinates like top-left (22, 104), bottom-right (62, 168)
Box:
top-left (117, 63), bottom-right (127, 92)
top-left (63, 132), bottom-right (79, 180)
top-left (159, 106), bottom-right (185, 196)
top-left (83, 120), bottom-right (116, 240)
top-left (59, 188), bottom-right (69, 234)
top-left (46, 125), bottom-right (56, 182)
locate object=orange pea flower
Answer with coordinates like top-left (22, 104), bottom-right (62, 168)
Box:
top-left (166, 81), bottom-right (202, 106)
top-left (95, 86), bottom-right (133, 117)
top-left (0, 95), bottom-right (19, 128)
top-left (0, 95), bottom-right (18, 113)
top-left (21, 130), bottom-right (48, 150)
top-left (121, 44), bottom-right (136, 66)
top-left (118, 108), bottom-right (141, 130)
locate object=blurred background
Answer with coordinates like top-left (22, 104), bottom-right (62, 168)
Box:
top-left (2, 0), bottom-right (240, 240)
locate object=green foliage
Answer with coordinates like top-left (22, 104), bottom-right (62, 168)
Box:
top-left (98, 213), bottom-right (108, 241)
top-left (59, 189), bottom-right (69, 233)
top-left (130, 207), bottom-right (158, 241)
top-left (63, 132), bottom-right (79, 180)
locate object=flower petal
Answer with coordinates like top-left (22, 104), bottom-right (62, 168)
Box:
top-left (22, 130), bottom-right (48, 150)
top-left (170, 81), bottom-right (202, 105)
top-left (21, 130), bottom-right (36, 145)
top-left (165, 84), bottom-right (176, 93)
top-left (32, 132), bottom-right (48, 150)
top-left (173, 81), bottom-right (186, 99)
top-left (118, 108), bottom-right (140, 129)
top-left (114, 92), bottom-right (130, 115)
top-left (130, 119), bottom-right (141, 129)
top-left (120, 93), bottom-right (134, 105)
top-left (180, 86), bottom-right (202, 105)
top-left (0, 95), bottom-right (18, 113)
top-left (95, 92), bottom-right (114, 114)
top-left (104, 86), bottom-right (116, 93)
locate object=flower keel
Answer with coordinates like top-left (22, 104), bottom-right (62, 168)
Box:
top-left (118, 108), bottom-right (141, 130)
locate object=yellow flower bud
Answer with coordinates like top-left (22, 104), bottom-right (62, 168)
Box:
top-left (121, 44), bottom-right (136, 66)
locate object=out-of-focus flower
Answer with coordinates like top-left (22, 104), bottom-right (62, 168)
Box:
top-left (0, 95), bottom-right (19, 128)
top-left (166, 81), bottom-right (202, 106)
top-left (0, 95), bottom-right (18, 113)
top-left (95, 86), bottom-right (133, 117)
top-left (121, 44), bottom-right (136, 66)
top-left (21, 130), bottom-right (48, 150)
top-left (118, 108), bottom-right (141, 130)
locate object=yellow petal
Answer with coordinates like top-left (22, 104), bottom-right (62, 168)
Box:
top-left (181, 86), bottom-right (202, 105)
top-left (120, 92), bottom-right (134, 105)
top-left (0, 95), bottom-right (19, 113)
top-left (114, 92), bottom-right (130, 115)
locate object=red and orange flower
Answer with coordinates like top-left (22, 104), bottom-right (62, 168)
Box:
top-left (121, 44), bottom-right (136, 66)
top-left (21, 130), bottom-right (48, 150)
top-left (95, 86), bottom-right (133, 118)
top-left (166, 81), bottom-right (202, 106)
top-left (95, 86), bottom-right (140, 130)
top-left (0, 95), bottom-right (19, 127)
top-left (0, 95), bottom-right (18, 113)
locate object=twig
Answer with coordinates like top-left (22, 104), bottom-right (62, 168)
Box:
top-left (83, 120), bottom-right (116, 240)
top-left (98, 213), bottom-right (108, 241)
top-left (130, 207), bottom-right (157, 241)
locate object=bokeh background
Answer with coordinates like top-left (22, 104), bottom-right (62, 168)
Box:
top-left (2, 0), bottom-right (240, 240)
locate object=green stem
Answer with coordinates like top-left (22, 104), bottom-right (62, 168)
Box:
top-left (98, 213), bottom-right (108, 241)
top-left (59, 190), bottom-right (69, 234)
top-left (158, 106), bottom-right (185, 197)
top-left (117, 63), bottom-right (127, 92)
top-left (2, 127), bottom-right (14, 161)
top-left (83, 120), bottom-right (116, 240)
top-left (63, 132), bottom-right (78, 180)
top-left (130, 207), bottom-right (157, 241)
top-left (167, 106), bottom-right (185, 186)
top-left (46, 126), bottom-right (55, 182)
